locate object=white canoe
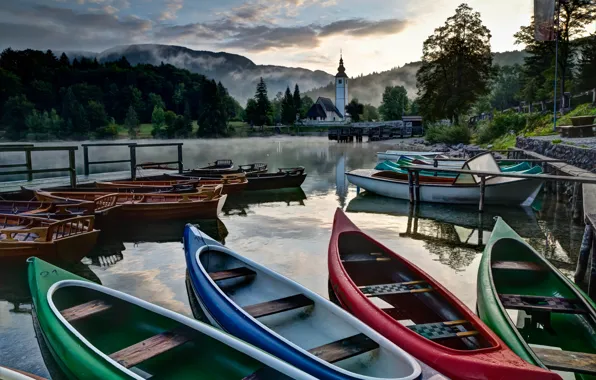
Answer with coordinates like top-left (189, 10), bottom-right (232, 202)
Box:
top-left (346, 169), bottom-right (542, 206)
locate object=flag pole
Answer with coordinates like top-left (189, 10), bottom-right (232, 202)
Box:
top-left (552, 0), bottom-right (560, 132)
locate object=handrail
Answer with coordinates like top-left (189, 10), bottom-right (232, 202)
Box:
top-left (0, 146), bottom-right (77, 185)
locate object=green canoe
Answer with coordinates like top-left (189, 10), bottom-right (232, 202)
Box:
top-left (28, 258), bottom-right (314, 380)
top-left (477, 218), bottom-right (596, 379)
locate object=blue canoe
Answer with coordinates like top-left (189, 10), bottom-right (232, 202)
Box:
top-left (183, 225), bottom-right (428, 380)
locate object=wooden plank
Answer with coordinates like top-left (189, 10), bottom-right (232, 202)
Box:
top-left (208, 267), bottom-right (256, 281)
top-left (492, 261), bottom-right (545, 271)
top-left (341, 253), bottom-right (391, 263)
top-left (109, 328), bottom-right (191, 368)
top-left (533, 347), bottom-right (596, 375)
top-left (244, 294), bottom-right (314, 318)
top-left (60, 300), bottom-right (111, 322)
top-left (499, 294), bottom-right (588, 314)
top-left (359, 281), bottom-right (432, 297)
top-left (308, 334), bottom-right (378, 363)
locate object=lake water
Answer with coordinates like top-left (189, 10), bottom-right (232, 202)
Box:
top-left (0, 137), bottom-right (585, 378)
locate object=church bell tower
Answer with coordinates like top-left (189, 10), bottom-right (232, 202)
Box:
top-left (335, 53), bottom-right (348, 119)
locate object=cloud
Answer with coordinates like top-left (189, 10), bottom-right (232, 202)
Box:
top-left (159, 0), bottom-right (184, 20)
top-left (319, 18), bottom-right (409, 37)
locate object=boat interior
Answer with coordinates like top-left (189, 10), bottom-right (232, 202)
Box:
top-left (490, 238), bottom-right (596, 376)
top-left (201, 159), bottom-right (234, 170)
top-left (51, 284), bottom-right (294, 380)
top-left (0, 215), bottom-right (94, 242)
top-left (198, 248), bottom-right (417, 379)
top-left (372, 171), bottom-right (456, 184)
top-left (337, 231), bottom-right (495, 351)
top-left (39, 189), bottom-right (222, 204)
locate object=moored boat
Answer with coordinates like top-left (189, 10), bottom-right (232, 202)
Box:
top-left (328, 209), bottom-right (560, 380)
top-left (97, 175), bottom-right (248, 195)
top-left (245, 167), bottom-right (307, 190)
top-left (375, 160), bottom-right (541, 178)
top-left (28, 257), bottom-right (316, 380)
top-left (376, 151), bottom-right (442, 161)
top-left (0, 214), bottom-right (98, 263)
top-left (0, 366), bottom-right (46, 380)
top-left (186, 162), bottom-right (268, 176)
top-left (348, 153), bottom-right (543, 206)
top-left (477, 217), bottom-right (596, 379)
top-left (35, 187), bottom-right (227, 220)
top-left (184, 224), bottom-right (427, 380)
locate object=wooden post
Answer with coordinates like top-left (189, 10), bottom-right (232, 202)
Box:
top-left (407, 170), bottom-right (414, 204)
top-left (589, 226), bottom-right (596, 299)
top-left (68, 149), bottom-right (76, 188)
top-left (478, 212), bottom-right (484, 246)
top-left (479, 176), bottom-right (486, 212)
top-left (572, 183), bottom-right (582, 221)
top-left (25, 149), bottom-right (32, 181)
top-left (177, 144), bottom-right (183, 173)
top-left (575, 224), bottom-right (593, 285)
top-left (414, 171), bottom-right (421, 202)
top-left (83, 145), bottom-right (90, 176)
top-left (129, 145), bottom-right (137, 180)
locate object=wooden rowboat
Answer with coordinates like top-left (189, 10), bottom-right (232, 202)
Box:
top-left (348, 153), bottom-right (543, 205)
top-left (187, 162), bottom-right (268, 176)
top-left (35, 187), bottom-right (227, 220)
top-left (184, 224), bottom-right (425, 380)
top-left (168, 168), bottom-right (306, 191)
top-left (477, 217), bottom-right (596, 379)
top-left (96, 175), bottom-right (248, 195)
top-left (0, 366), bottom-right (46, 380)
top-left (328, 209), bottom-right (560, 380)
top-left (0, 214), bottom-right (98, 263)
top-left (28, 257), bottom-right (316, 380)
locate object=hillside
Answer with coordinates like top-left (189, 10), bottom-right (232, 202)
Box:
top-left (72, 45), bottom-right (527, 106)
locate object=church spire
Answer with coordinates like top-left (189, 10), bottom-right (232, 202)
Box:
top-left (336, 51), bottom-right (347, 78)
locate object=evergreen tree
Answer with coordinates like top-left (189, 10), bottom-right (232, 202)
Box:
top-left (87, 100), bottom-right (108, 131)
top-left (62, 87), bottom-right (89, 137)
top-left (197, 80), bottom-right (228, 137)
top-left (271, 92), bottom-right (283, 125)
top-left (125, 106), bottom-right (139, 139)
top-left (244, 98), bottom-right (259, 126)
top-left (151, 106), bottom-right (166, 137)
top-left (417, 3), bottom-right (492, 123)
top-left (173, 83), bottom-right (185, 113)
top-left (281, 86), bottom-right (296, 125)
top-left (345, 98), bottom-right (364, 122)
top-left (1, 95), bottom-right (34, 140)
top-left (59, 53), bottom-right (70, 67)
top-left (254, 77), bottom-right (272, 126)
top-left (293, 84), bottom-right (302, 118)
top-left (0, 68), bottom-right (22, 105)
top-left (577, 34), bottom-right (596, 92)
top-left (300, 95), bottom-right (314, 118)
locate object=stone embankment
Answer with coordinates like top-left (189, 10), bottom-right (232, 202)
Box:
top-left (516, 136), bottom-right (596, 172)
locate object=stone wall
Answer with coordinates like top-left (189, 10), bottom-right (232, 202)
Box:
top-left (516, 137), bottom-right (596, 172)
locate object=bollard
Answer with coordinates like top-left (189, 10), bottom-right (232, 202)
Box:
top-left (575, 224), bottom-right (593, 285)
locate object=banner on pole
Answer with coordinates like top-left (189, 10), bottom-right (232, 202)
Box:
top-left (535, 0), bottom-right (556, 41)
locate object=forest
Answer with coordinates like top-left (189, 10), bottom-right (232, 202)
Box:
top-left (0, 48), bottom-right (241, 140)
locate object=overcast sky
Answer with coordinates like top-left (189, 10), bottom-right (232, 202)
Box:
top-left (0, 0), bottom-right (534, 75)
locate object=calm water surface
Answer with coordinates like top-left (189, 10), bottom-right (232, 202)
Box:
top-left (0, 137), bottom-right (585, 378)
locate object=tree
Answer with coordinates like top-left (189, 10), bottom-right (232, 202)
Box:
top-left (300, 95), bottom-right (314, 118)
top-left (244, 98), bottom-right (259, 126)
top-left (490, 64), bottom-right (523, 110)
top-left (151, 106), bottom-right (166, 137)
top-left (281, 86), bottom-right (296, 125)
top-left (416, 3), bottom-right (493, 123)
top-left (125, 106), bottom-right (139, 139)
top-left (1, 95), bottom-right (34, 140)
top-left (0, 68), bottom-right (21, 106)
top-left (408, 98), bottom-right (420, 115)
top-left (361, 104), bottom-right (379, 121)
top-left (59, 53), bottom-right (70, 67)
top-left (254, 77), bottom-right (272, 126)
top-left (173, 83), bottom-right (185, 113)
top-left (87, 101), bottom-right (108, 131)
top-left (197, 80), bottom-right (228, 137)
top-left (577, 34), bottom-right (596, 92)
top-left (379, 86), bottom-right (408, 120)
top-left (271, 91), bottom-right (283, 124)
top-left (62, 87), bottom-right (89, 137)
top-left (345, 98), bottom-right (364, 122)
top-left (293, 84), bottom-right (302, 118)
top-left (148, 93), bottom-right (165, 110)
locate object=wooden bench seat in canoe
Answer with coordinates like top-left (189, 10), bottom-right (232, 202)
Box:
top-left (407, 320), bottom-right (479, 340)
top-left (492, 261), bottom-right (544, 271)
top-left (244, 294), bottom-right (314, 318)
top-left (498, 294), bottom-right (588, 314)
top-left (109, 327), bottom-right (191, 368)
top-left (308, 333), bottom-right (378, 363)
top-left (341, 253), bottom-right (391, 263)
top-left (208, 267), bottom-right (256, 281)
top-left (533, 347), bottom-right (596, 375)
top-left (60, 300), bottom-right (112, 322)
top-left (358, 281), bottom-right (433, 297)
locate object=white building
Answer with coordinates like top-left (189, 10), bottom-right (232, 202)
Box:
top-left (305, 55), bottom-right (349, 122)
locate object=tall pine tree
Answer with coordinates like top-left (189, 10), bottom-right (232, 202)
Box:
top-left (254, 77), bottom-right (271, 126)
top-left (293, 84), bottom-right (302, 118)
top-left (281, 86), bottom-right (295, 125)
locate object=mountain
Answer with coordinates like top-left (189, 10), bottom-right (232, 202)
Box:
top-left (73, 44), bottom-right (526, 106)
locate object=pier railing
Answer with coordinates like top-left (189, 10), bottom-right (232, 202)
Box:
top-left (0, 145), bottom-right (78, 186)
top-left (82, 142), bottom-right (183, 180)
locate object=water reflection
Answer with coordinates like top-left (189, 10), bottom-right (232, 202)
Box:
top-left (223, 188), bottom-right (307, 216)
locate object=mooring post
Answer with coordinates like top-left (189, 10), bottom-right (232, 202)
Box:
top-left (575, 224), bottom-right (593, 285)
top-left (590, 226), bottom-right (596, 299)
top-left (25, 149), bottom-right (32, 181)
top-left (479, 176), bottom-right (486, 212)
top-left (414, 171), bottom-right (421, 202)
top-left (83, 145), bottom-right (90, 176)
top-left (407, 170), bottom-right (414, 204)
top-left (129, 144), bottom-right (137, 180)
top-left (572, 183), bottom-right (582, 221)
top-left (68, 149), bottom-right (76, 188)
top-left (478, 212), bottom-right (484, 246)
top-left (177, 144), bottom-right (183, 173)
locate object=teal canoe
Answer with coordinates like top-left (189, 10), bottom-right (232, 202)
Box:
top-left (477, 218), bottom-right (596, 379)
top-left (374, 160), bottom-right (541, 177)
top-left (28, 258), bottom-right (314, 380)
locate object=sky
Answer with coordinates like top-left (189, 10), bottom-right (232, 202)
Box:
top-left (0, 0), bottom-right (534, 75)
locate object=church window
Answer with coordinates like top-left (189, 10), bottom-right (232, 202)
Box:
top-left (338, 79), bottom-right (342, 84)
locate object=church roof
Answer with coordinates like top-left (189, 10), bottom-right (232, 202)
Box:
top-left (306, 104), bottom-right (327, 119)
top-left (315, 97), bottom-right (343, 118)
top-left (336, 56), bottom-right (347, 78)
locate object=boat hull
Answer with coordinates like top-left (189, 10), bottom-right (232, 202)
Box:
top-left (347, 169), bottom-right (542, 205)
top-left (245, 173), bottom-right (307, 191)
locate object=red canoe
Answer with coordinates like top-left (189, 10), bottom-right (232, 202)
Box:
top-left (328, 208), bottom-right (560, 380)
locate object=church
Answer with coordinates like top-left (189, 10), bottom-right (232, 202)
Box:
top-left (306, 55), bottom-right (349, 122)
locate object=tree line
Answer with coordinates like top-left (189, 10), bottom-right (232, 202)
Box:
top-left (0, 48), bottom-right (241, 140)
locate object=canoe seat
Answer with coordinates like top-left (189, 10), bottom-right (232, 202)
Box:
top-left (244, 294), bottom-right (314, 318)
top-left (492, 261), bottom-right (544, 271)
top-left (532, 347), bottom-right (596, 375)
top-left (359, 281), bottom-right (432, 297)
top-left (208, 267), bottom-right (256, 281)
top-left (60, 300), bottom-right (112, 322)
top-left (341, 252), bottom-right (391, 263)
top-left (308, 334), bottom-right (379, 363)
top-left (109, 327), bottom-right (191, 368)
top-left (499, 294), bottom-right (588, 314)
top-left (408, 320), bottom-right (479, 340)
